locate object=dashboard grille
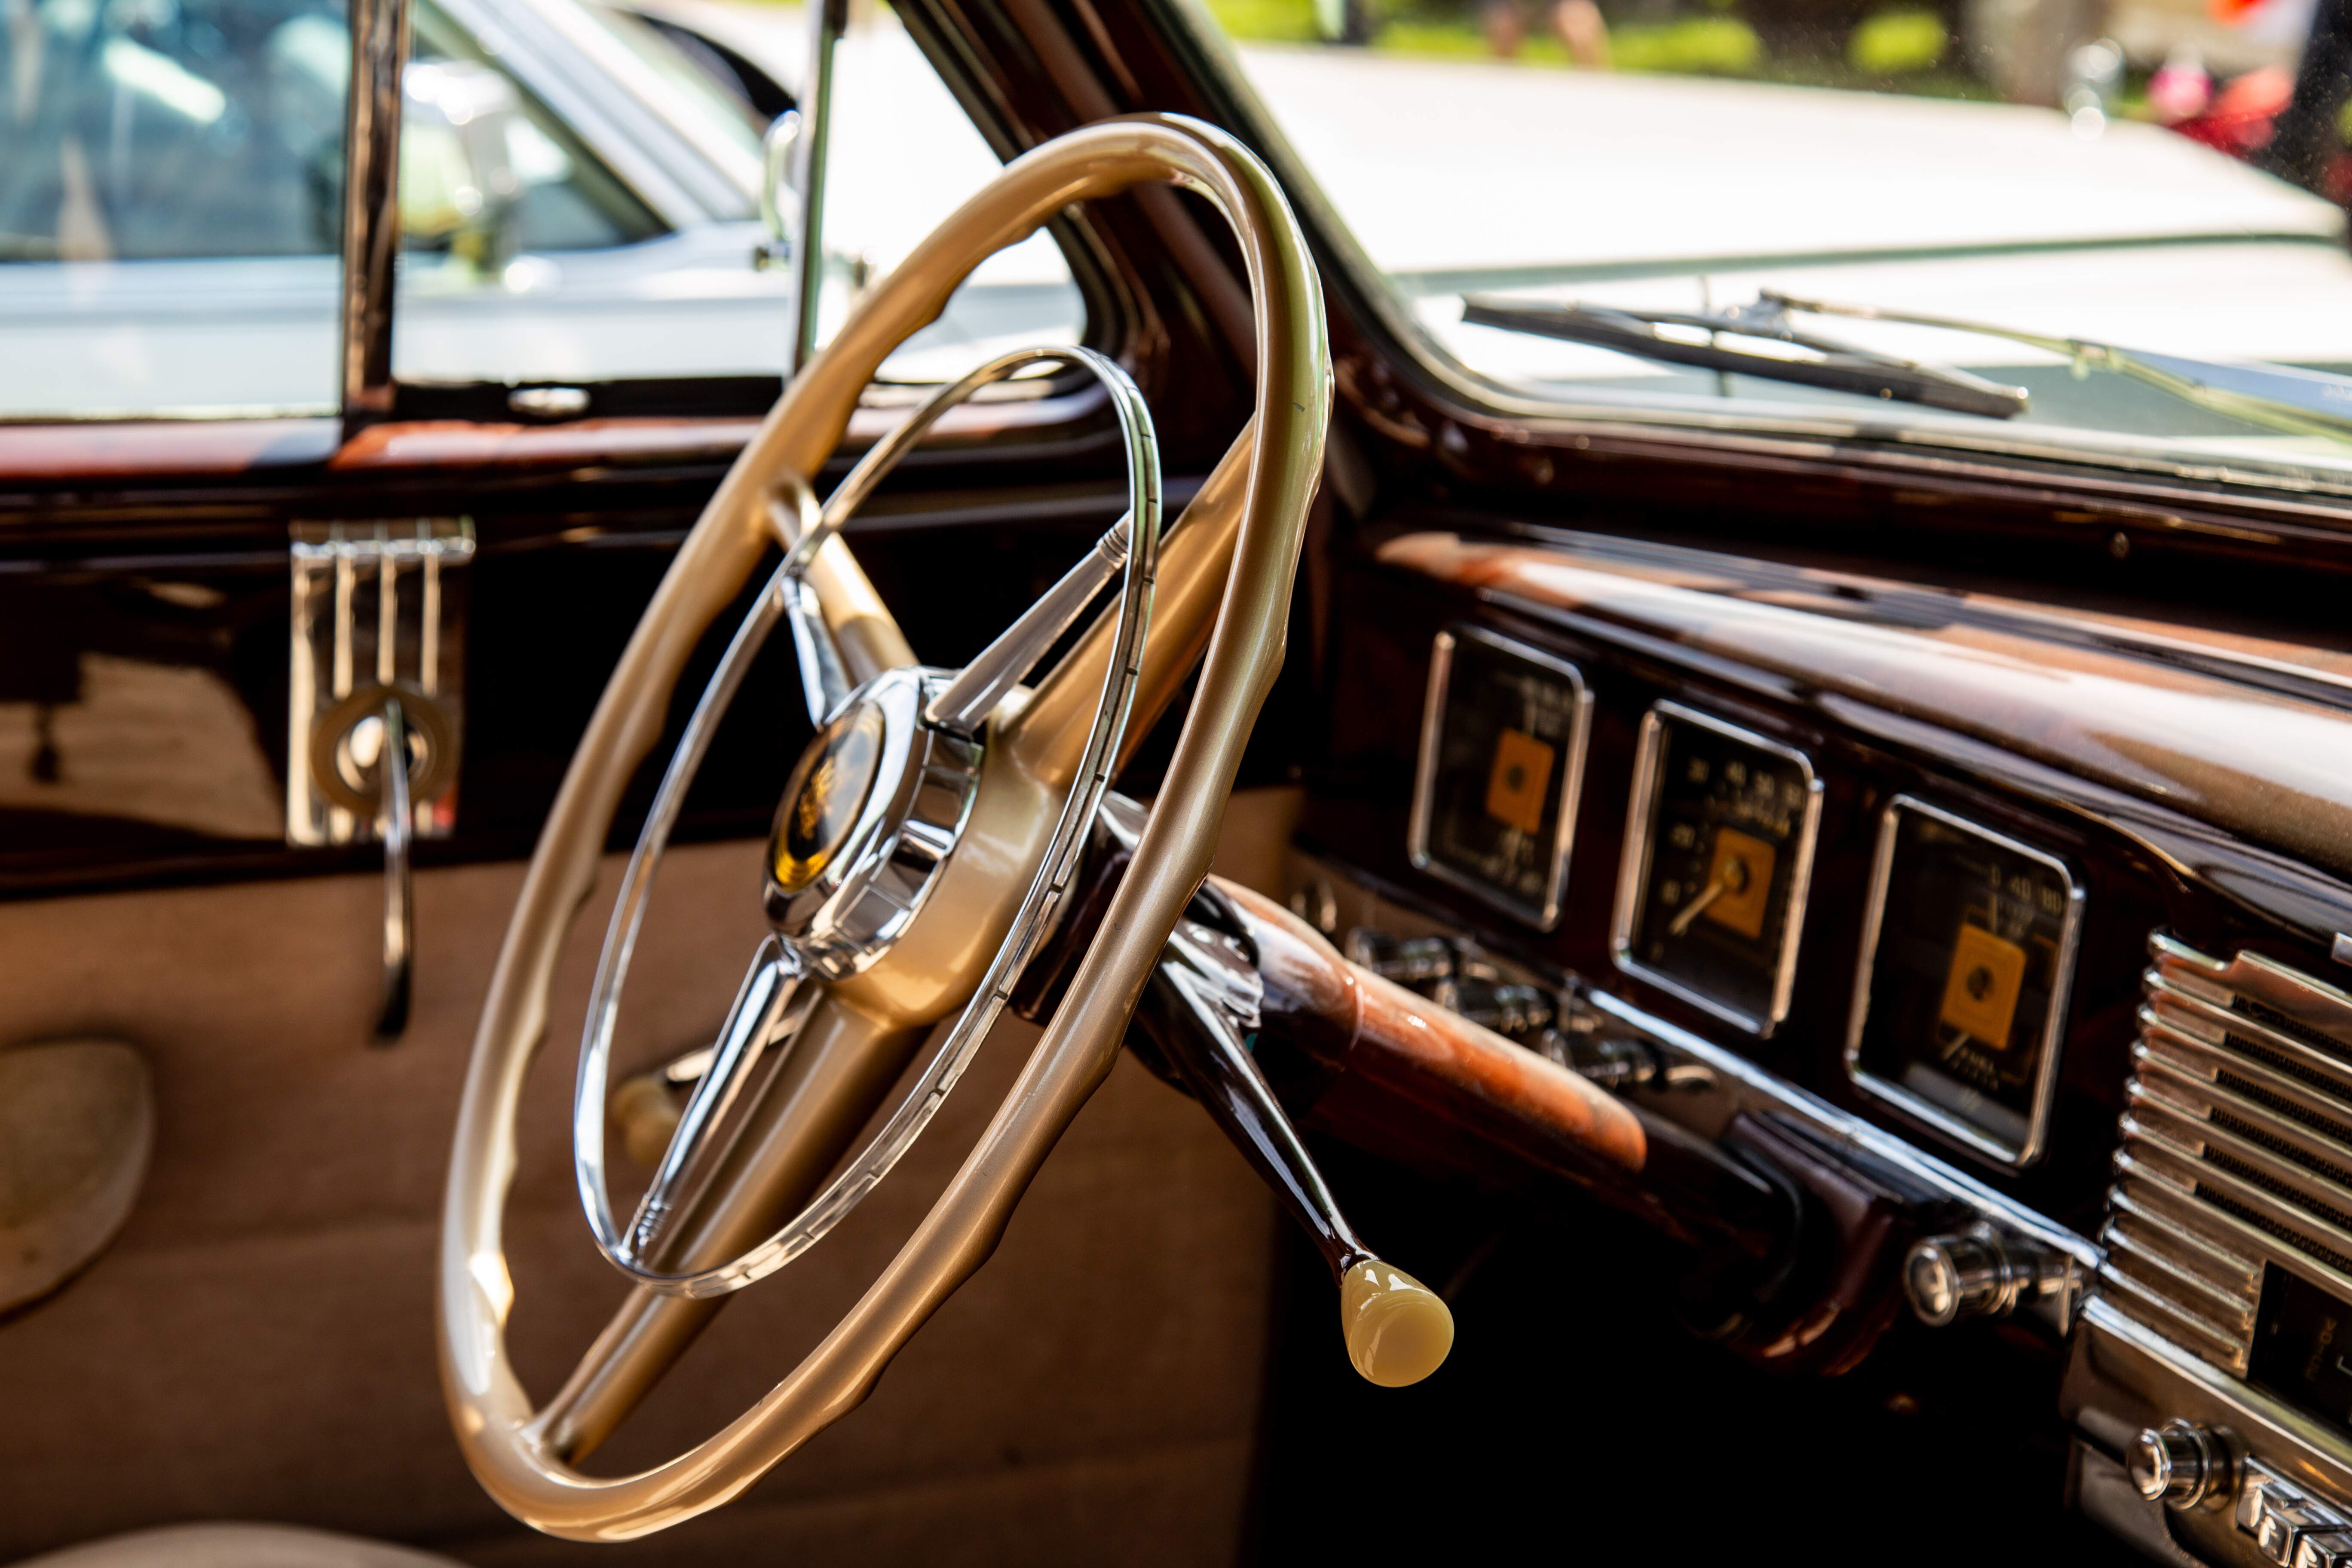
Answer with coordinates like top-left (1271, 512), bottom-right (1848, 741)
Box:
top-left (2100, 935), bottom-right (2352, 1376)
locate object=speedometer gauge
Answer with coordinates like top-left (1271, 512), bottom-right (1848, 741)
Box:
top-left (1408, 625), bottom-right (1593, 930)
top-left (1611, 703), bottom-right (1822, 1035)
top-left (1845, 796), bottom-right (2083, 1167)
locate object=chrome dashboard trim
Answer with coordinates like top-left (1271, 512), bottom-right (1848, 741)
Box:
top-left (1406, 624), bottom-right (1593, 933)
top-left (1608, 701), bottom-right (1822, 1038)
top-left (1842, 793), bottom-right (2085, 1170)
top-left (2080, 1294), bottom-right (2352, 1503)
top-left (1585, 983), bottom-right (2100, 1314)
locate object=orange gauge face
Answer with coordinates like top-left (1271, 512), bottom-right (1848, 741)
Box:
top-left (1413, 628), bottom-right (1591, 929)
top-left (1701, 826), bottom-right (1777, 940)
top-left (1938, 922), bottom-right (2027, 1049)
top-left (1620, 705), bottom-right (1820, 1034)
top-left (1484, 727), bottom-right (1554, 836)
top-left (1849, 798), bottom-right (2081, 1165)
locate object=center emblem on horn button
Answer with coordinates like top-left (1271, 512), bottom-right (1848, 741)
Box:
top-left (770, 702), bottom-right (885, 895)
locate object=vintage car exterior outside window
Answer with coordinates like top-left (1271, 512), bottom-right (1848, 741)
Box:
top-left (0, 0), bottom-right (1083, 419)
top-left (1194, 0), bottom-right (2352, 493)
top-left (1, 0), bottom-right (356, 416)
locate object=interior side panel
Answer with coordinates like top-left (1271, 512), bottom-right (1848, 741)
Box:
top-left (0, 842), bottom-right (1276, 1564)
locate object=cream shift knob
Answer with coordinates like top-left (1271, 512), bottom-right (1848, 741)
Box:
top-left (1340, 1259), bottom-right (1455, 1387)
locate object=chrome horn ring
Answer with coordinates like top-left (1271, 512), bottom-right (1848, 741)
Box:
top-left (570, 345), bottom-right (1161, 1300)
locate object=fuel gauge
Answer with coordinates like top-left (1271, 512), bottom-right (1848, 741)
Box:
top-left (1612, 703), bottom-right (1823, 1034)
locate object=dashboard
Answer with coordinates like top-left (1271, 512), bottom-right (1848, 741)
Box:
top-left (1293, 516), bottom-right (2352, 1567)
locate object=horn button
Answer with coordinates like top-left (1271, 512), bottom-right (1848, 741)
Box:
top-left (764, 667), bottom-right (984, 977)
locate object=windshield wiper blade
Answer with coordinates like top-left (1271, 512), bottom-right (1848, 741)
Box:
top-left (1765, 291), bottom-right (2352, 446)
top-left (1460, 294), bottom-right (2032, 420)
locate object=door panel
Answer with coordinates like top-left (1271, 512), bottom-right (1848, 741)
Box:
top-left (0, 842), bottom-right (1276, 1563)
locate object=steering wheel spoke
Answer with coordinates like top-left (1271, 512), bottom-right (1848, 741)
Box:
top-left (624, 936), bottom-right (810, 1262)
top-left (924, 508), bottom-right (1133, 738)
top-left (542, 987), bottom-right (927, 1462)
top-left (998, 424), bottom-right (1258, 794)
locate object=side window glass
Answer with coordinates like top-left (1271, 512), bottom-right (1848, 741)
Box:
top-left (389, 0), bottom-right (1086, 393)
top-left (0, 0), bottom-right (352, 416)
top-left (0, 0), bottom-right (1087, 420)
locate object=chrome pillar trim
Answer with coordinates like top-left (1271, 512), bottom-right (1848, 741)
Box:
top-left (755, 111), bottom-right (802, 273)
top-left (340, 0), bottom-right (410, 424)
top-left (787, 0), bottom-right (845, 374)
top-left (376, 697), bottom-right (415, 1042)
top-left (568, 342), bottom-right (1162, 1300)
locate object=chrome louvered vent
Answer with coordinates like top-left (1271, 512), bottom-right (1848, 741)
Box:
top-left (2101, 935), bottom-right (2352, 1378)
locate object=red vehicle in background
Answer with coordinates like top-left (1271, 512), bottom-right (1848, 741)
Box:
top-left (2160, 0), bottom-right (2352, 206)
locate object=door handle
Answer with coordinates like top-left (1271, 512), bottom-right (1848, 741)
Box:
top-left (376, 696), bottom-right (414, 1041)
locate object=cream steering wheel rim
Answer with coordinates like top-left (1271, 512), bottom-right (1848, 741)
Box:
top-left (438, 115), bottom-right (1330, 1541)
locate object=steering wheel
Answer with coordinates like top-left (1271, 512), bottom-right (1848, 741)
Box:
top-left (439, 115), bottom-right (1330, 1541)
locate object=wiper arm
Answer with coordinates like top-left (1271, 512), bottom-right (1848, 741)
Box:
top-left (1765, 291), bottom-right (2352, 446)
top-left (1460, 294), bottom-right (2032, 420)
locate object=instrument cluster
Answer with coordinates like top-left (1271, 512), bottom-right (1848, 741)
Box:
top-left (1409, 623), bottom-right (2088, 1173)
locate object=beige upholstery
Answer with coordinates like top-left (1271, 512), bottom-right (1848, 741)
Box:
top-left (0, 831), bottom-right (1281, 1565)
top-left (12, 1524), bottom-right (465, 1568)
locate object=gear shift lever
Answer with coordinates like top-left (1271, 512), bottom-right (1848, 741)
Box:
top-left (1133, 891), bottom-right (1456, 1387)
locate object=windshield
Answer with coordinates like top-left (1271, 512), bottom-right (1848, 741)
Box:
top-left (1197, 0), bottom-right (2352, 489)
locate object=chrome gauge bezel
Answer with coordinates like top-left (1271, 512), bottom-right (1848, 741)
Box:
top-left (1406, 625), bottom-right (1594, 932)
top-left (1609, 701), bottom-right (1823, 1037)
top-left (1843, 794), bottom-right (2084, 1169)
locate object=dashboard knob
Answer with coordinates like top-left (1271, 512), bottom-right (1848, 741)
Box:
top-left (1904, 1226), bottom-right (2010, 1326)
top-left (2128, 1421), bottom-right (2233, 1510)
top-left (1902, 1223), bottom-right (2070, 1326)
